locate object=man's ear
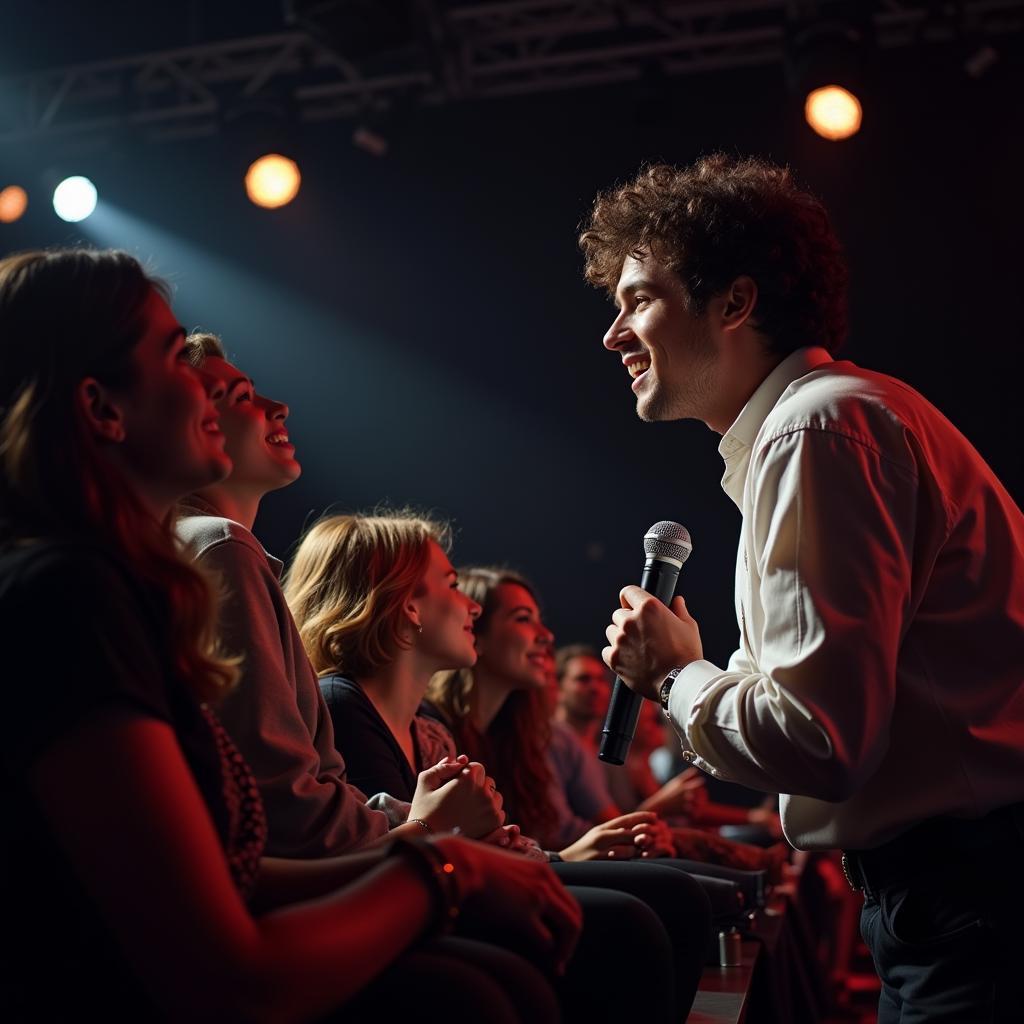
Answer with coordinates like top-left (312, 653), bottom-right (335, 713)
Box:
top-left (76, 377), bottom-right (126, 443)
top-left (720, 275), bottom-right (758, 332)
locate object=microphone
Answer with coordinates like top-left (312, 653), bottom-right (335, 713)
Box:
top-left (598, 521), bottom-right (693, 766)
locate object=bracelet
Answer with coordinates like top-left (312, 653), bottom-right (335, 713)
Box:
top-left (389, 837), bottom-right (462, 934)
top-left (407, 817), bottom-right (433, 834)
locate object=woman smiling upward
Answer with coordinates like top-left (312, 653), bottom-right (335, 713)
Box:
top-left (0, 250), bottom-right (574, 1022)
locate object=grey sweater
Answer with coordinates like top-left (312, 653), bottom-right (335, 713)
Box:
top-left (177, 512), bottom-right (406, 857)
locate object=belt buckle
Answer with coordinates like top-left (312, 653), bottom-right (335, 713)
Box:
top-left (840, 853), bottom-right (861, 893)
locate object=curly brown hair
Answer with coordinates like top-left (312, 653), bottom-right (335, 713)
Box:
top-left (579, 154), bottom-right (848, 355)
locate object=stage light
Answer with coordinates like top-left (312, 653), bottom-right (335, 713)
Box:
top-left (0, 185), bottom-right (28, 223)
top-left (805, 85), bottom-right (863, 141)
top-left (53, 176), bottom-right (98, 222)
top-left (245, 154), bottom-right (301, 209)
top-left (788, 17), bottom-right (867, 143)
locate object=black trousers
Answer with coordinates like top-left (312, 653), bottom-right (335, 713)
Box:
top-left (336, 862), bottom-right (707, 1023)
top-left (554, 859), bottom-right (712, 1019)
top-left (339, 885), bottom-right (677, 1024)
top-left (557, 885), bottom-right (675, 1023)
top-left (857, 832), bottom-right (1024, 1022)
top-left (339, 935), bottom-right (560, 1023)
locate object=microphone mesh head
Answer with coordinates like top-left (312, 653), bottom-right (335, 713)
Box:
top-left (644, 521), bottom-right (693, 564)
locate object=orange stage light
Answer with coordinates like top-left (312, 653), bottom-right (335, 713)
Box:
top-left (0, 185), bottom-right (29, 223)
top-left (804, 85), bottom-right (862, 141)
top-left (245, 154), bottom-right (301, 209)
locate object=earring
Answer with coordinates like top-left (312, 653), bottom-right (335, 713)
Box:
top-left (417, 625), bottom-right (423, 634)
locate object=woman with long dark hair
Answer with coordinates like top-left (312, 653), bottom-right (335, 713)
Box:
top-left (427, 565), bottom-right (718, 1014)
top-left (0, 249), bottom-right (578, 1022)
top-left (428, 567), bottom-right (677, 854)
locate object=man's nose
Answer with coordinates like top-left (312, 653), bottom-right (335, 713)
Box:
top-left (603, 312), bottom-right (633, 351)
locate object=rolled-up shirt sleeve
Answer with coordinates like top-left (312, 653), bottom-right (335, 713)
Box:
top-left (668, 426), bottom-right (920, 802)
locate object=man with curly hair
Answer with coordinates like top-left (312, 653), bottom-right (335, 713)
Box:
top-left (588, 154), bottom-right (1024, 1021)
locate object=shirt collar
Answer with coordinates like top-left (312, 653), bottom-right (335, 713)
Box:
top-left (718, 346), bottom-right (833, 507)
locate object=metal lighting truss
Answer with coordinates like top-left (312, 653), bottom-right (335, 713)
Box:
top-left (1, 0), bottom-right (1021, 144)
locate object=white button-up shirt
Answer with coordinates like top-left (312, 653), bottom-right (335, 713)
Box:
top-left (667, 347), bottom-right (1024, 851)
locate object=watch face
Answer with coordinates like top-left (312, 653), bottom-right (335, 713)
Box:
top-left (660, 667), bottom-right (682, 709)
top-left (659, 676), bottom-right (675, 709)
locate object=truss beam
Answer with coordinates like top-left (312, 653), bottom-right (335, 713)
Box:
top-left (1, 0), bottom-right (1020, 144)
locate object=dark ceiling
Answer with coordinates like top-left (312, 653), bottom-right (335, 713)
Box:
top-left (1, 1), bottom-right (287, 73)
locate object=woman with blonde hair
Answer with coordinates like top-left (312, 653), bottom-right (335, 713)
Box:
top-left (285, 511), bottom-right (492, 807)
top-left (288, 516), bottom-right (656, 860)
top-left (0, 249), bottom-right (577, 1022)
top-left (287, 516), bottom-right (712, 1021)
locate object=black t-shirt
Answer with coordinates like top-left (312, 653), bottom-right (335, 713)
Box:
top-left (320, 674), bottom-right (420, 802)
top-left (0, 541), bottom-right (263, 1021)
top-left (320, 675), bottom-right (457, 804)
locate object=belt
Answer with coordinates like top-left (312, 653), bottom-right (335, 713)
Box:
top-left (841, 801), bottom-right (1024, 897)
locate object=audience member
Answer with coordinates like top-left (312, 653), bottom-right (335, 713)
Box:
top-left (552, 644), bottom-right (784, 872)
top-left (427, 565), bottom-right (714, 1016)
top-left (426, 567), bottom-right (664, 856)
top-left (0, 249), bottom-right (575, 1022)
top-left (285, 510), bottom-right (534, 856)
top-left (176, 334), bottom-right (507, 855)
top-left (556, 645), bottom-right (778, 833)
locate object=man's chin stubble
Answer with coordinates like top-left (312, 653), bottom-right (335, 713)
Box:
top-left (637, 391), bottom-right (682, 423)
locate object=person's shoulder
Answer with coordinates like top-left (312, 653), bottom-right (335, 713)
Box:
top-left (549, 718), bottom-right (576, 742)
top-left (765, 360), bottom-right (924, 468)
top-left (417, 699), bottom-right (451, 729)
top-left (548, 719), bottom-right (584, 759)
top-left (775, 359), bottom-right (894, 419)
top-left (176, 513), bottom-right (265, 560)
top-left (177, 515), bottom-right (281, 589)
top-left (0, 539), bottom-right (130, 608)
top-left (414, 712), bottom-right (457, 765)
top-left (319, 673), bottom-right (363, 708)
top-left (414, 711), bottom-right (456, 745)
top-left (0, 540), bottom-right (176, 764)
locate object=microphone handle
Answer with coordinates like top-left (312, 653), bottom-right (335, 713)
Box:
top-left (598, 557), bottom-right (682, 765)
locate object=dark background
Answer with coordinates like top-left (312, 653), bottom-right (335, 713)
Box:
top-left (3, 2), bottom-right (1022, 666)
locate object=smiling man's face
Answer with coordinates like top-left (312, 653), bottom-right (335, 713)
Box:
top-left (198, 356), bottom-right (301, 494)
top-left (602, 253), bottom-right (720, 424)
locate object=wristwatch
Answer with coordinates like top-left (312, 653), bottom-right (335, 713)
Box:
top-left (659, 666), bottom-right (683, 710)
